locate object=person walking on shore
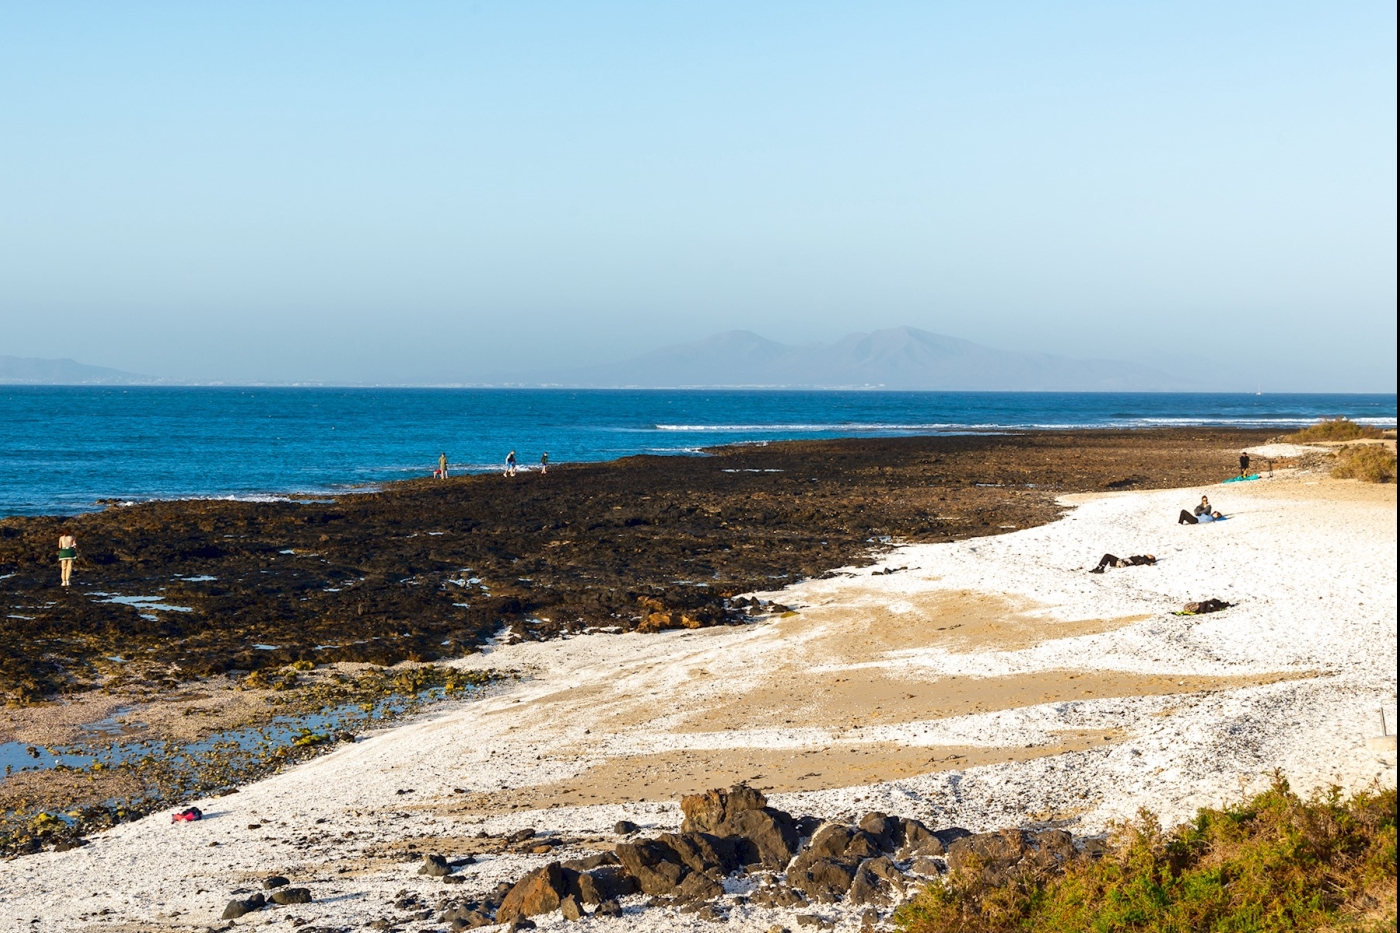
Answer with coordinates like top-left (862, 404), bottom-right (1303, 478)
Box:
top-left (539, 452), bottom-right (548, 475)
top-left (58, 530), bottom-right (77, 587)
top-left (438, 452), bottom-right (449, 480)
top-left (505, 450), bottom-right (517, 477)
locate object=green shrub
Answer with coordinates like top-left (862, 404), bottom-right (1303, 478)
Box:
top-left (895, 777), bottom-right (1397, 933)
top-left (1331, 446), bottom-right (1397, 484)
top-left (1288, 419), bottom-right (1384, 442)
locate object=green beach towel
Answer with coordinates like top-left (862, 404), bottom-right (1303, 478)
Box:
top-left (1222, 474), bottom-right (1261, 483)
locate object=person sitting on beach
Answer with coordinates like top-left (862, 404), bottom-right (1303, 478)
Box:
top-left (1089, 553), bottom-right (1156, 574)
top-left (505, 450), bottom-right (517, 477)
top-left (58, 530), bottom-right (77, 587)
top-left (1194, 495), bottom-right (1212, 516)
top-left (1179, 508), bottom-right (1224, 525)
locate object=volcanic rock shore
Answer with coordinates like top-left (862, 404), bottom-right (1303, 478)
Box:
top-left (0, 429), bottom-right (1273, 703)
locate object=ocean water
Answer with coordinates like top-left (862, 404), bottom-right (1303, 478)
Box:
top-left (0, 387), bottom-right (1393, 518)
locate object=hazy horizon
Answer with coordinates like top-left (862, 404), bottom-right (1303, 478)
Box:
top-left (1, 3), bottom-right (1395, 392)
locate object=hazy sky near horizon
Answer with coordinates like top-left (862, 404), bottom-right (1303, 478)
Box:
top-left (1, 2), bottom-right (1395, 390)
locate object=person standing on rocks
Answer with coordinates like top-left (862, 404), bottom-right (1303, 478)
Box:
top-left (438, 452), bottom-right (449, 479)
top-left (58, 530), bottom-right (78, 587)
top-left (505, 450), bottom-right (517, 477)
top-left (539, 452), bottom-right (548, 475)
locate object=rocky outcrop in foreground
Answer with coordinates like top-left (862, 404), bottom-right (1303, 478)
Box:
top-left (429, 785), bottom-right (1100, 929)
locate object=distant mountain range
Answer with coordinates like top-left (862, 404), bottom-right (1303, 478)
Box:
top-left (505, 327), bottom-right (1188, 391)
top-left (4, 328), bottom-right (1188, 390)
top-left (0, 356), bottom-right (156, 385)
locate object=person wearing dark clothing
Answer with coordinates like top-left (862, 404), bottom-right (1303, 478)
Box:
top-left (1180, 508), bottom-right (1223, 524)
top-left (1089, 553), bottom-right (1157, 573)
top-left (1239, 452), bottom-right (1250, 477)
top-left (1178, 510), bottom-right (1198, 525)
top-left (1194, 496), bottom-right (1212, 516)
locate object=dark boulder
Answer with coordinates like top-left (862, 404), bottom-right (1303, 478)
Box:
top-left (946, 830), bottom-right (1031, 885)
top-left (680, 784), bottom-right (768, 833)
top-left (658, 831), bottom-right (741, 875)
top-left (856, 813), bottom-right (899, 851)
top-left (806, 824), bottom-right (854, 859)
top-left (714, 808), bottom-right (798, 870)
top-left (787, 850), bottom-right (859, 903)
top-left (270, 887), bottom-right (312, 905)
top-left (578, 865), bottom-right (639, 904)
top-left (615, 840), bottom-right (687, 895)
top-left (497, 862), bottom-right (572, 922)
top-left (896, 818), bottom-right (945, 857)
top-left (221, 893), bottom-right (266, 919)
top-left (263, 875), bottom-right (291, 889)
top-left (613, 820), bottom-right (640, 835)
top-left (418, 853), bottom-right (453, 876)
top-left (847, 857), bottom-right (904, 906)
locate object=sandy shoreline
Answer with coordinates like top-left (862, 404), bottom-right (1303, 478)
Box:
top-left (0, 465), bottom-right (1394, 931)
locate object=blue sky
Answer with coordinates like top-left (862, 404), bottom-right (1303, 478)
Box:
top-left (1, 1), bottom-right (1395, 389)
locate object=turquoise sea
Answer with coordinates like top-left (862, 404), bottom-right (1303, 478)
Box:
top-left (0, 387), bottom-right (1393, 517)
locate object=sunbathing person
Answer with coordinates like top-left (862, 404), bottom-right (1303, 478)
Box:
top-left (1089, 553), bottom-right (1157, 574)
top-left (1178, 508), bottom-right (1224, 524)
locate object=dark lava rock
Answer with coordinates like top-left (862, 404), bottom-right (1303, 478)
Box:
top-left (595, 899), bottom-right (624, 918)
top-left (658, 831), bottom-right (741, 875)
top-left (578, 865), bottom-right (638, 903)
top-left (673, 871), bottom-right (724, 903)
top-left (507, 828), bottom-right (536, 843)
top-left (505, 919), bottom-right (537, 932)
top-left (946, 830), bottom-right (1032, 885)
top-left (680, 784), bottom-right (768, 833)
top-left (613, 820), bottom-right (640, 835)
top-left (842, 830), bottom-right (884, 860)
top-left (856, 813), bottom-right (898, 850)
top-left (806, 824), bottom-right (854, 859)
top-left (221, 893), bottom-right (266, 919)
top-left (787, 850), bottom-right (859, 903)
top-left (270, 887), bottom-right (313, 905)
top-left (263, 875), bottom-right (291, 889)
top-left (559, 894), bottom-right (585, 921)
top-left (896, 818), bottom-right (945, 857)
top-left (51, 839), bottom-right (86, 852)
top-left (417, 853), bottom-right (453, 876)
top-left (1029, 829), bottom-right (1076, 869)
top-left (795, 915), bottom-right (836, 930)
top-left (448, 911), bottom-right (494, 931)
top-left (497, 862), bottom-right (571, 922)
top-left (615, 839), bottom-right (687, 895)
top-left (714, 808), bottom-right (798, 871)
top-left (847, 857), bottom-right (904, 906)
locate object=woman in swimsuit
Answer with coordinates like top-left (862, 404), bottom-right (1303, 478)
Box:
top-left (58, 530), bottom-right (77, 587)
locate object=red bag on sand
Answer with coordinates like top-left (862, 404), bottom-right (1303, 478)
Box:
top-left (171, 807), bottom-right (203, 823)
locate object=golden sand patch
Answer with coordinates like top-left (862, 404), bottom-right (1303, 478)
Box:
top-left (447, 731), bottom-right (1122, 814)
top-left (675, 669), bottom-right (1302, 734)
top-left (784, 589), bottom-right (1151, 657)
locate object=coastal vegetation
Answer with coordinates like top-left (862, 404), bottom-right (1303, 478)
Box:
top-left (895, 777), bottom-right (1397, 933)
top-left (1287, 418), bottom-right (1386, 442)
top-left (1330, 445), bottom-right (1398, 484)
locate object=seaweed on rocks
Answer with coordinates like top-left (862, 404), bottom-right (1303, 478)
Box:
top-left (0, 430), bottom-right (1269, 705)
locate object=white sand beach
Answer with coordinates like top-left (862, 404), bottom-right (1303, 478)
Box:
top-left (1, 471), bottom-right (1395, 932)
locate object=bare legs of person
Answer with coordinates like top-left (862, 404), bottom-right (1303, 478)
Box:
top-left (60, 558), bottom-right (73, 587)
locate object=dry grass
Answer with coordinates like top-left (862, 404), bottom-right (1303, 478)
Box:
top-left (895, 776), bottom-right (1397, 933)
top-left (1331, 445), bottom-right (1398, 484)
top-left (1288, 418), bottom-right (1385, 443)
